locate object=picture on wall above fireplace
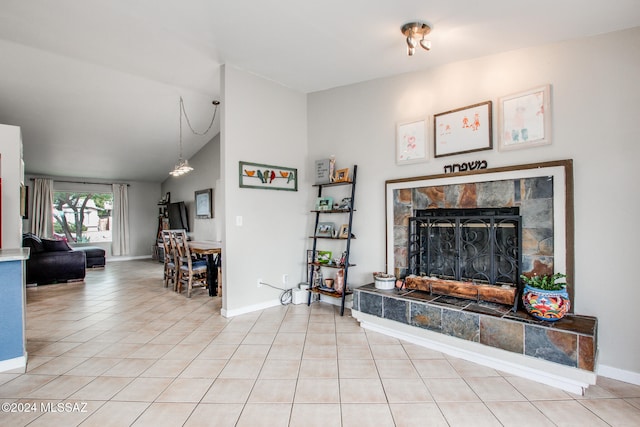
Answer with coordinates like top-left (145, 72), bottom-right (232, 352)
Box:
top-left (434, 101), bottom-right (492, 158)
top-left (498, 84), bottom-right (551, 151)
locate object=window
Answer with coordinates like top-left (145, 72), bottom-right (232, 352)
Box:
top-left (52, 192), bottom-right (113, 243)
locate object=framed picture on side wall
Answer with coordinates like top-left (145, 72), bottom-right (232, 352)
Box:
top-left (195, 188), bottom-right (213, 218)
top-left (434, 101), bottom-right (492, 158)
top-left (396, 118), bottom-right (428, 165)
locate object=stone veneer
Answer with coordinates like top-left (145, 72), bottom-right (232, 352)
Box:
top-left (353, 284), bottom-right (597, 372)
top-left (393, 176), bottom-right (555, 280)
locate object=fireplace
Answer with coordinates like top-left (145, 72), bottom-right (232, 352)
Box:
top-left (408, 207), bottom-right (521, 287)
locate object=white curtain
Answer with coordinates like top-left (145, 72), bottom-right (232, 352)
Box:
top-left (30, 178), bottom-right (53, 237)
top-left (112, 184), bottom-right (130, 256)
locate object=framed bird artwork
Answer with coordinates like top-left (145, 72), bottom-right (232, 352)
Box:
top-left (239, 161), bottom-right (298, 191)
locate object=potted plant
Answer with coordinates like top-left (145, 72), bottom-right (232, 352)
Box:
top-left (520, 272), bottom-right (570, 322)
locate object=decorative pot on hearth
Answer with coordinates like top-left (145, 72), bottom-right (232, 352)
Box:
top-left (521, 273), bottom-right (570, 322)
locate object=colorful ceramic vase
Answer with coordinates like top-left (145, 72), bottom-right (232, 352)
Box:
top-left (522, 285), bottom-right (570, 322)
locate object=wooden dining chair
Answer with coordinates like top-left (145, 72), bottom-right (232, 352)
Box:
top-left (172, 229), bottom-right (208, 297)
top-left (160, 230), bottom-right (177, 288)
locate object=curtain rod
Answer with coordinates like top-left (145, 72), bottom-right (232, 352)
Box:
top-left (29, 177), bottom-right (130, 187)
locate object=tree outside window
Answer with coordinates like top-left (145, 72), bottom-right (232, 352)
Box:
top-left (52, 192), bottom-right (113, 243)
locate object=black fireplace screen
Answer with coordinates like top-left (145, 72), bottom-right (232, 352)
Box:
top-left (408, 208), bottom-right (521, 286)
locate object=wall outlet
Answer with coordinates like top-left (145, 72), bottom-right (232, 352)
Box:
top-left (257, 278), bottom-right (262, 288)
top-left (282, 274), bottom-right (288, 285)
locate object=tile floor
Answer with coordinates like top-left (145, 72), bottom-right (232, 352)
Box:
top-left (1, 260), bottom-right (639, 426)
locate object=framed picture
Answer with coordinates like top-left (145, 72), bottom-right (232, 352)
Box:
top-left (396, 118), bottom-right (428, 164)
top-left (338, 224), bottom-right (349, 239)
top-left (239, 161), bottom-right (298, 191)
top-left (314, 159), bottom-right (331, 184)
top-left (20, 185), bottom-right (28, 219)
top-left (315, 222), bottom-right (335, 238)
top-left (317, 251), bottom-right (332, 264)
top-left (498, 85), bottom-right (551, 151)
top-left (194, 188), bottom-right (213, 218)
top-left (334, 168), bottom-right (350, 183)
top-left (434, 101), bottom-right (493, 158)
top-left (337, 197), bottom-right (352, 211)
top-left (315, 197), bottom-right (333, 211)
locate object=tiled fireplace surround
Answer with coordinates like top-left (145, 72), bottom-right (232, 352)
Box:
top-left (352, 162), bottom-right (598, 394)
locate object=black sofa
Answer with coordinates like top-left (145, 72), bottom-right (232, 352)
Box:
top-left (22, 233), bottom-right (86, 285)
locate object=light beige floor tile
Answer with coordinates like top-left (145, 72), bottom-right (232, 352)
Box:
top-left (29, 375), bottom-right (95, 399)
top-left (448, 358), bottom-right (500, 377)
top-left (627, 397), bottom-right (640, 410)
top-left (466, 376), bottom-right (527, 401)
top-left (338, 358), bottom-right (379, 378)
top-left (336, 333), bottom-right (368, 346)
top-left (140, 358), bottom-right (191, 378)
top-left (365, 331), bottom-right (401, 345)
top-left (375, 359), bottom-right (420, 379)
top-left (232, 344), bottom-right (270, 359)
top-left (0, 374), bottom-right (56, 398)
top-left (272, 332), bottom-right (306, 345)
top-left (258, 359), bottom-right (300, 379)
top-left (533, 400), bottom-right (610, 426)
top-left (218, 359), bottom-right (263, 379)
top-left (303, 344), bottom-right (337, 359)
top-left (341, 403), bottom-right (395, 427)
top-left (438, 401), bottom-right (502, 426)
top-left (294, 378), bottom-right (340, 403)
top-left (597, 377), bottom-right (640, 398)
top-left (242, 331), bottom-right (276, 345)
top-left (128, 343), bottom-right (174, 359)
top-left (161, 343), bottom-right (207, 360)
top-left (382, 378), bottom-right (433, 403)
top-left (184, 403), bottom-right (243, 427)
top-left (65, 357), bottom-right (121, 376)
top-left (103, 358), bottom-right (156, 377)
top-left (506, 376), bottom-right (573, 400)
top-left (201, 378), bottom-right (255, 403)
top-left (80, 401), bottom-right (149, 427)
top-left (485, 401), bottom-right (557, 427)
top-left (71, 376), bottom-right (134, 400)
top-left (156, 378), bottom-right (213, 403)
top-left (305, 333), bottom-right (336, 346)
top-left (424, 378), bottom-right (481, 402)
top-left (96, 342), bottom-right (144, 358)
top-left (235, 403), bottom-right (291, 427)
top-left (27, 356), bottom-right (88, 375)
top-left (578, 398), bottom-right (640, 426)
top-left (339, 378), bottom-right (387, 403)
top-left (267, 343), bottom-right (304, 360)
top-left (389, 402), bottom-right (449, 426)
top-left (370, 344), bottom-right (409, 359)
top-left (299, 359), bottom-right (338, 378)
top-left (289, 403), bottom-right (341, 427)
top-left (178, 358), bottom-right (227, 379)
top-left (402, 344), bottom-right (445, 359)
top-left (196, 343), bottom-right (238, 359)
top-left (248, 379), bottom-right (296, 403)
top-left (337, 345), bottom-right (373, 359)
top-left (31, 341), bottom-right (82, 357)
top-left (413, 359), bottom-right (460, 379)
top-left (112, 377), bottom-right (173, 402)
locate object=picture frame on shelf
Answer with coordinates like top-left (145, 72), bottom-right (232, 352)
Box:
top-left (314, 159), bottom-right (331, 184)
top-left (317, 251), bottom-right (332, 264)
top-left (338, 224), bottom-right (349, 239)
top-left (315, 222), bottom-right (335, 238)
top-left (194, 188), bottom-right (213, 218)
top-left (396, 118), bottom-right (428, 164)
top-left (337, 197), bottom-right (352, 211)
top-left (334, 168), bottom-right (350, 183)
top-left (315, 197), bottom-right (333, 211)
top-left (434, 101), bottom-right (493, 158)
top-left (498, 84), bottom-right (551, 151)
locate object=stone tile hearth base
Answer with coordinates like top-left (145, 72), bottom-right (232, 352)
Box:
top-left (352, 284), bottom-right (598, 395)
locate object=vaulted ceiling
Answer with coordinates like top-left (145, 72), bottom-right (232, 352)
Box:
top-left (1, 0), bottom-right (639, 182)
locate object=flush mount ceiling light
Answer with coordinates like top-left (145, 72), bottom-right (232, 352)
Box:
top-left (170, 97), bottom-right (220, 177)
top-left (401, 22), bottom-right (431, 56)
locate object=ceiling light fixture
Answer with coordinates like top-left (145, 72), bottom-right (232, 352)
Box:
top-left (170, 97), bottom-right (220, 177)
top-left (401, 22), bottom-right (431, 56)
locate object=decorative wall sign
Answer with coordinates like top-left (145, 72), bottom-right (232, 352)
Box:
top-left (434, 101), bottom-right (493, 158)
top-left (239, 161), bottom-right (298, 191)
top-left (443, 160), bottom-right (488, 174)
top-left (396, 118), bottom-right (428, 164)
top-left (194, 188), bottom-right (213, 218)
top-left (314, 159), bottom-right (331, 184)
top-left (498, 85), bottom-right (551, 151)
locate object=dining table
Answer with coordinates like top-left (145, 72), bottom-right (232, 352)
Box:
top-left (188, 241), bottom-right (222, 297)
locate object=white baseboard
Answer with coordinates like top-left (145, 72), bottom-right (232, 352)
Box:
top-left (597, 364), bottom-right (640, 386)
top-left (221, 299), bottom-right (282, 318)
top-left (353, 310), bottom-right (596, 395)
top-left (0, 355), bottom-right (26, 373)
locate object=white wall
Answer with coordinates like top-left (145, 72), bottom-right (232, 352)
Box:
top-left (221, 64), bottom-right (308, 315)
top-left (161, 133), bottom-right (221, 241)
top-left (0, 124), bottom-right (23, 249)
top-left (308, 28), bottom-right (640, 379)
